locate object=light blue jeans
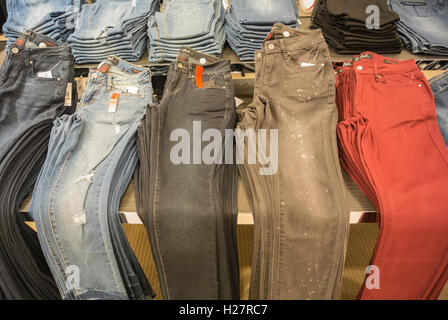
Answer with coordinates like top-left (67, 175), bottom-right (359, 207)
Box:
top-left (388, 0), bottom-right (448, 54)
top-left (30, 56), bottom-right (153, 300)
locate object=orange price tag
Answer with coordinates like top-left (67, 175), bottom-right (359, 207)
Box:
top-left (196, 65), bottom-right (203, 88)
top-left (108, 93), bottom-right (120, 113)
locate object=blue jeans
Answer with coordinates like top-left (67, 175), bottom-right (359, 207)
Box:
top-left (227, 0), bottom-right (298, 26)
top-left (225, 0), bottom-right (299, 61)
top-left (430, 71), bottom-right (448, 147)
top-left (30, 56), bottom-right (154, 300)
top-left (148, 0), bottom-right (225, 63)
top-left (388, 0), bottom-right (448, 54)
top-left (2, 0), bottom-right (75, 41)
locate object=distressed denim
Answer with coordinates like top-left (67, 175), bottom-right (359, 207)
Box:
top-left (430, 71), bottom-right (448, 147)
top-left (135, 47), bottom-right (240, 299)
top-left (388, 0), bottom-right (448, 55)
top-left (30, 56), bottom-right (154, 300)
top-left (0, 31), bottom-right (76, 299)
top-left (147, 0), bottom-right (225, 63)
top-left (225, 0), bottom-right (299, 61)
top-left (67, 0), bottom-right (159, 63)
top-left (237, 24), bottom-right (349, 299)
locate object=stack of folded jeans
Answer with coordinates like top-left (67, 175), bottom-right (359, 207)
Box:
top-left (224, 0), bottom-right (299, 61)
top-left (30, 56), bottom-right (155, 300)
top-left (237, 23), bottom-right (349, 299)
top-left (312, 0), bottom-right (402, 54)
top-left (430, 71), bottom-right (448, 147)
top-left (68, 0), bottom-right (159, 64)
top-left (2, 0), bottom-right (80, 42)
top-left (388, 0), bottom-right (448, 55)
top-left (147, 0), bottom-right (226, 63)
top-left (0, 31), bottom-right (76, 299)
top-left (336, 53), bottom-right (448, 299)
top-left (135, 47), bottom-right (240, 299)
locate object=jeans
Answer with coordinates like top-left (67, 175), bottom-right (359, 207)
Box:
top-left (68, 0), bottom-right (159, 63)
top-left (0, 31), bottom-right (76, 299)
top-left (148, 0), bottom-right (226, 63)
top-left (237, 24), bottom-right (349, 300)
top-left (430, 71), bottom-right (448, 147)
top-left (30, 56), bottom-right (154, 300)
top-left (225, 0), bottom-right (299, 61)
top-left (135, 47), bottom-right (240, 299)
top-left (336, 52), bottom-right (448, 299)
top-left (388, 0), bottom-right (448, 55)
top-left (2, 0), bottom-right (78, 42)
top-left (312, 0), bottom-right (402, 54)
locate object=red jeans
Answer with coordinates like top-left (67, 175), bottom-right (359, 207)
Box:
top-left (336, 52), bottom-right (448, 299)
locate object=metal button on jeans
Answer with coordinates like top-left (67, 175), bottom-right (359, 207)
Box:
top-left (12, 47), bottom-right (19, 54)
top-left (357, 65), bottom-right (363, 71)
top-left (283, 31), bottom-right (290, 37)
top-left (268, 44), bottom-right (275, 50)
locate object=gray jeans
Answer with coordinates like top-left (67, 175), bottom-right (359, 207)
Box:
top-left (237, 23), bottom-right (349, 300)
top-left (135, 47), bottom-right (240, 299)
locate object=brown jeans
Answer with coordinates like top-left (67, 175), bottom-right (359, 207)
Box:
top-left (237, 23), bottom-right (349, 300)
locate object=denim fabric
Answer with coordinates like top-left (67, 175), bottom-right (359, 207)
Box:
top-left (0, 31), bottom-right (76, 299)
top-left (135, 47), bottom-right (240, 299)
top-left (30, 56), bottom-right (154, 300)
top-left (237, 24), bottom-right (349, 299)
top-left (3, 0), bottom-right (79, 42)
top-left (225, 0), bottom-right (299, 61)
top-left (148, 0), bottom-right (226, 63)
top-left (312, 0), bottom-right (402, 54)
top-left (430, 71), bottom-right (448, 147)
top-left (388, 0), bottom-right (448, 55)
top-left (68, 0), bottom-right (159, 64)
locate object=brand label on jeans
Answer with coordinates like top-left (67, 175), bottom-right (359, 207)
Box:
top-left (37, 71), bottom-right (52, 78)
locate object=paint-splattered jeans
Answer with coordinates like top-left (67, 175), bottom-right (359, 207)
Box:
top-left (237, 23), bottom-right (349, 300)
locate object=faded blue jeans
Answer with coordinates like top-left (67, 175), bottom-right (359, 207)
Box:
top-left (388, 0), bottom-right (448, 54)
top-left (2, 0), bottom-right (77, 41)
top-left (30, 56), bottom-right (154, 300)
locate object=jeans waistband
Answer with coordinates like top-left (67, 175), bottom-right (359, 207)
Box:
top-left (7, 31), bottom-right (72, 62)
top-left (90, 55), bottom-right (152, 87)
top-left (174, 46), bottom-right (231, 75)
top-left (262, 23), bottom-right (326, 54)
top-left (349, 51), bottom-right (420, 75)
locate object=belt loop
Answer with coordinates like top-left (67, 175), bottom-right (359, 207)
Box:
top-left (279, 39), bottom-right (289, 60)
top-left (106, 74), bottom-right (113, 91)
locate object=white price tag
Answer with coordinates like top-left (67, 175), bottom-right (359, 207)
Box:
top-left (235, 97), bottom-right (244, 107)
top-left (37, 71), bottom-right (52, 78)
top-left (125, 86), bottom-right (139, 94)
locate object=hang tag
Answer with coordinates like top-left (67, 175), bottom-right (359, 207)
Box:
top-left (196, 65), bottom-right (204, 88)
top-left (65, 83), bottom-right (72, 107)
top-left (108, 93), bottom-right (120, 113)
top-left (125, 86), bottom-right (139, 94)
top-left (235, 97), bottom-right (244, 107)
top-left (37, 71), bottom-right (53, 78)
top-left (301, 62), bottom-right (315, 67)
top-left (222, 0), bottom-right (230, 10)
